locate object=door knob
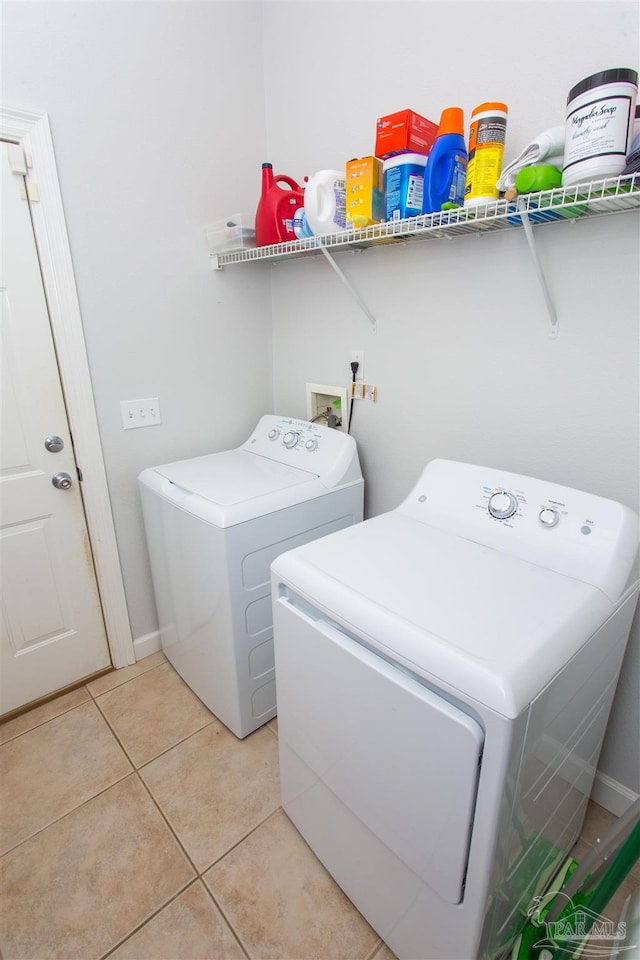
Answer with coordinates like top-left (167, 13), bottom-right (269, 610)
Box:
top-left (51, 472), bottom-right (73, 490)
top-left (45, 436), bottom-right (65, 453)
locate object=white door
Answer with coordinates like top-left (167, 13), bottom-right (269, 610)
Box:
top-left (0, 140), bottom-right (111, 714)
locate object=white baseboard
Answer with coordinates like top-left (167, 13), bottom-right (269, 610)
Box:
top-left (591, 770), bottom-right (639, 816)
top-left (132, 630), bottom-right (162, 661)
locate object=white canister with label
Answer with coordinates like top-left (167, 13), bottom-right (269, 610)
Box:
top-left (563, 68), bottom-right (638, 186)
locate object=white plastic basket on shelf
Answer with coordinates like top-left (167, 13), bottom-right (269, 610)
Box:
top-left (205, 213), bottom-right (256, 255)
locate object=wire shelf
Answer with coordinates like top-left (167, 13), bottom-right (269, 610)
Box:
top-left (209, 174), bottom-right (640, 268)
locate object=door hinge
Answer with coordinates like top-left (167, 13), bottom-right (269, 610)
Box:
top-left (7, 142), bottom-right (27, 175)
top-left (19, 181), bottom-right (40, 202)
top-left (7, 143), bottom-right (40, 201)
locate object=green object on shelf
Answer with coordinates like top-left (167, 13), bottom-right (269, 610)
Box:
top-left (515, 165), bottom-right (563, 194)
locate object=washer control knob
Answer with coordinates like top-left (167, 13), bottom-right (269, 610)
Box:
top-left (268, 428), bottom-right (280, 441)
top-left (305, 439), bottom-right (318, 452)
top-left (488, 491), bottom-right (518, 520)
top-left (283, 431), bottom-right (299, 449)
top-left (539, 508), bottom-right (559, 528)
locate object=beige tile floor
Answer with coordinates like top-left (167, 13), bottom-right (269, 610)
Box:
top-left (0, 652), bottom-right (637, 960)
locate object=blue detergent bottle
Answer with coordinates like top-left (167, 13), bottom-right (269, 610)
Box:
top-left (423, 107), bottom-right (468, 214)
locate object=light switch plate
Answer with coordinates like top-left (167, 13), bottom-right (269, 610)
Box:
top-left (120, 398), bottom-right (161, 430)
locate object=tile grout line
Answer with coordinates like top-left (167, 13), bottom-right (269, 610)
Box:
top-left (364, 939), bottom-right (385, 960)
top-left (0, 687), bottom-right (92, 745)
top-left (119, 767), bottom-right (282, 960)
top-left (101, 744), bottom-right (288, 960)
top-left (3, 668), bottom-right (383, 960)
top-left (0, 684), bottom-right (213, 864)
top-left (0, 768), bottom-right (135, 861)
top-left (88, 670), bottom-right (279, 877)
top-left (0, 698), bottom-right (136, 859)
top-left (130, 736), bottom-right (283, 875)
top-left (90, 682), bottom-right (218, 770)
top-left (85, 657), bottom-right (168, 702)
top-left (200, 834), bottom-right (309, 960)
top-left (133, 767), bottom-right (202, 876)
top-left (202, 805), bottom-right (284, 876)
top-left (199, 807), bottom-right (291, 960)
top-left (0, 656), bottom-right (168, 745)
top-left (198, 881), bottom-right (252, 960)
top-left (95, 877), bottom-right (245, 960)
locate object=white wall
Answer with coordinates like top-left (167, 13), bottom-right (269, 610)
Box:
top-left (3, 1), bottom-right (273, 641)
top-left (263, 1), bottom-right (640, 797)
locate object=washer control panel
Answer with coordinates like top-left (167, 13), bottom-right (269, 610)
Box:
top-left (401, 459), bottom-right (639, 601)
top-left (264, 418), bottom-right (324, 454)
top-left (243, 415), bottom-right (361, 489)
top-left (479, 481), bottom-right (585, 536)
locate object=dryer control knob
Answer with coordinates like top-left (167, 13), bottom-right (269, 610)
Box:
top-left (488, 491), bottom-right (518, 519)
top-left (539, 508), bottom-right (559, 527)
top-left (283, 431), bottom-right (299, 449)
top-left (305, 439), bottom-right (318, 452)
top-left (268, 428), bottom-right (279, 440)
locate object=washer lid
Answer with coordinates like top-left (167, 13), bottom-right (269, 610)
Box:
top-left (141, 449), bottom-right (332, 527)
top-left (154, 449), bottom-right (317, 505)
top-left (272, 511), bottom-right (621, 717)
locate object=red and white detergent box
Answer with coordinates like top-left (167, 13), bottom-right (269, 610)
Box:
top-left (375, 109), bottom-right (438, 159)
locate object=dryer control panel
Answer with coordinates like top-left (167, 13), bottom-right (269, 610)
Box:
top-left (400, 459), bottom-right (639, 601)
top-left (242, 415), bottom-right (363, 489)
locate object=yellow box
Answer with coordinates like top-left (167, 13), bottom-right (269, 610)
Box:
top-left (346, 156), bottom-right (384, 227)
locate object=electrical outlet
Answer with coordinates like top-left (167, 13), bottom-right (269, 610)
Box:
top-left (351, 350), bottom-right (365, 380)
top-left (120, 397), bottom-right (162, 430)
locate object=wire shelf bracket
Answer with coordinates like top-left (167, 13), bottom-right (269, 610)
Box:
top-left (207, 175), bottom-right (640, 342)
top-left (517, 199), bottom-right (559, 340)
top-left (318, 242), bottom-right (378, 334)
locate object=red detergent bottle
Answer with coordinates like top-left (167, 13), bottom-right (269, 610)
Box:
top-left (255, 163), bottom-right (305, 246)
top-left (423, 107), bottom-right (468, 215)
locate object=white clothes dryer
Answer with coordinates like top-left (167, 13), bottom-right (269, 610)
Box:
top-left (271, 459), bottom-right (640, 960)
top-left (139, 415), bottom-right (363, 739)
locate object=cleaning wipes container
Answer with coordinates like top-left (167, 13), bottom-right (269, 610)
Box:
top-left (384, 153), bottom-right (427, 221)
top-left (464, 102), bottom-right (508, 207)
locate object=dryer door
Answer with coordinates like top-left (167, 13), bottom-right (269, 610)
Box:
top-left (274, 594), bottom-right (484, 906)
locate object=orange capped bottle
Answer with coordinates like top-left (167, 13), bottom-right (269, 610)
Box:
top-left (423, 107), bottom-right (468, 214)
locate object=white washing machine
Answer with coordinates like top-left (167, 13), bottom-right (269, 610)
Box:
top-left (271, 459), bottom-right (640, 960)
top-left (138, 415), bottom-right (363, 739)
